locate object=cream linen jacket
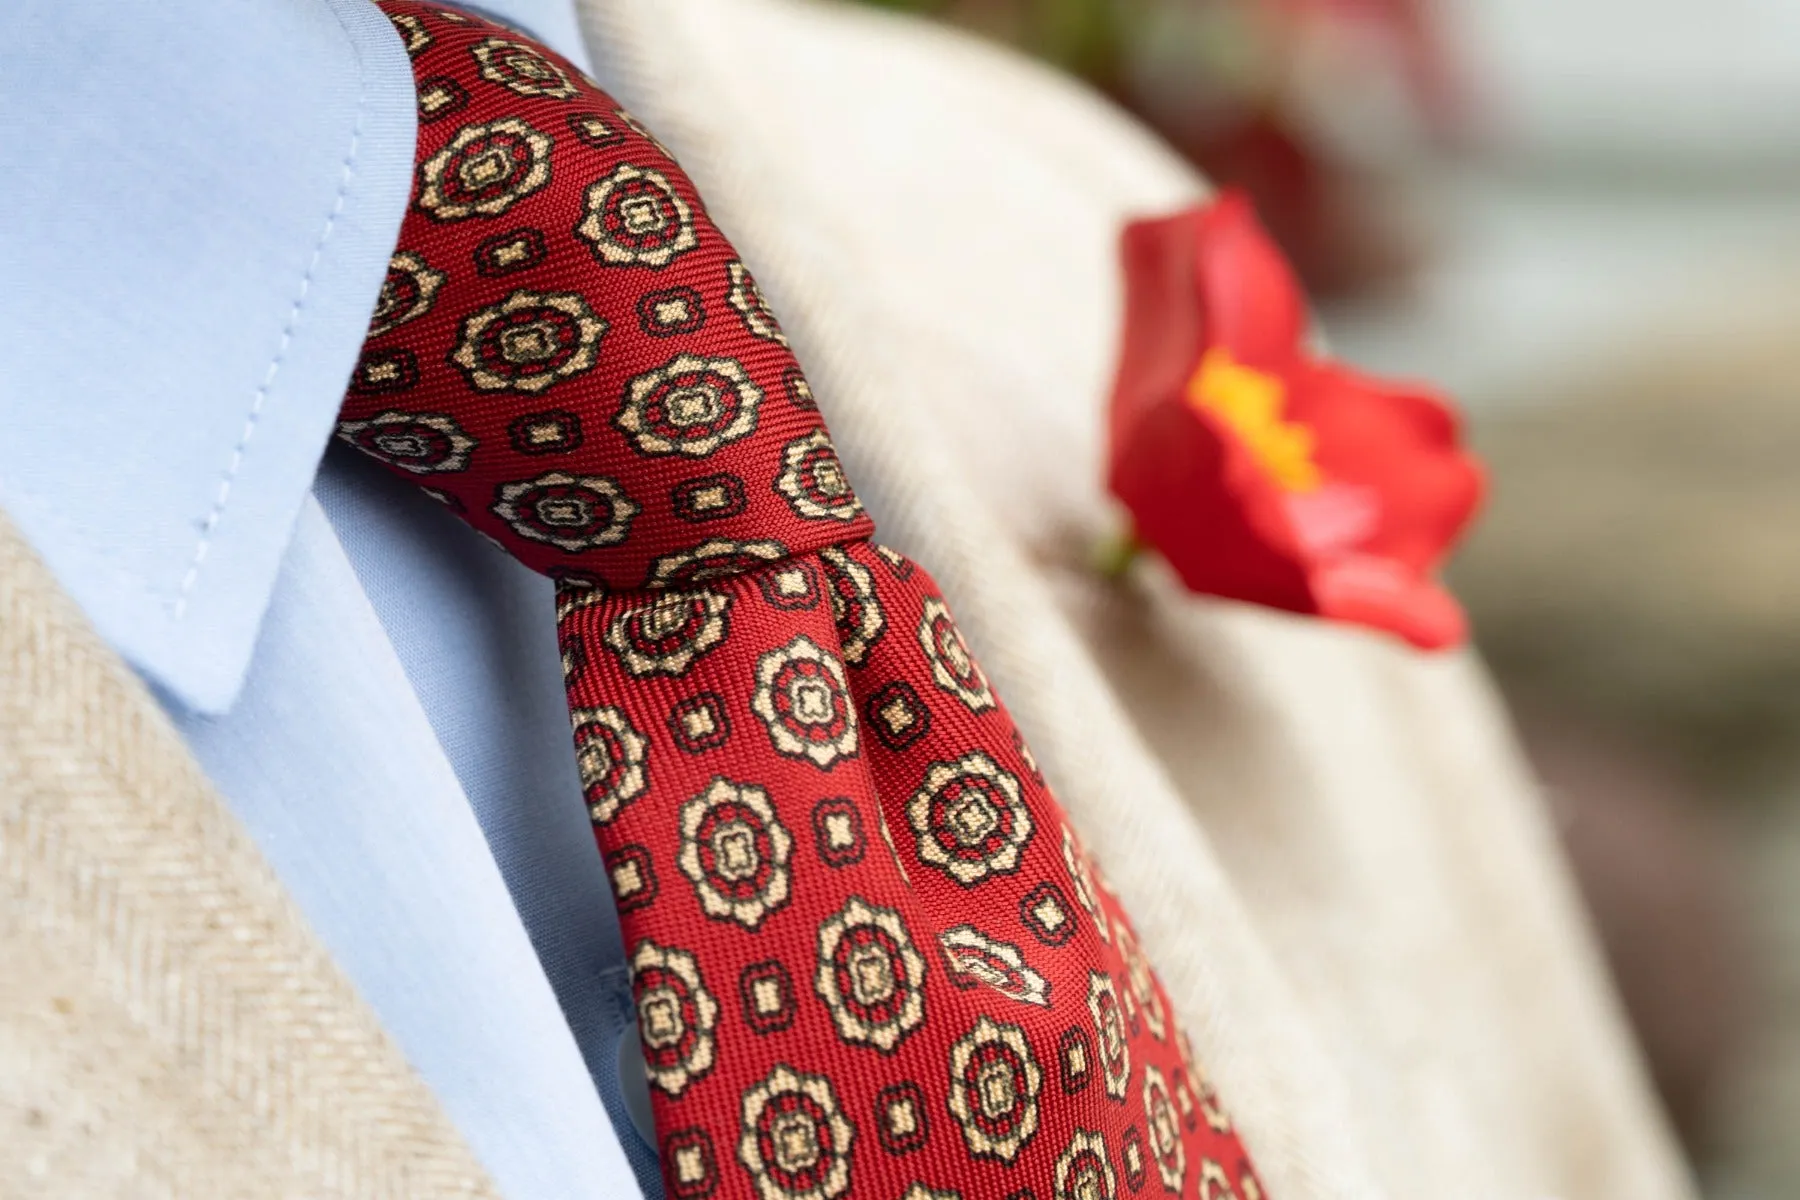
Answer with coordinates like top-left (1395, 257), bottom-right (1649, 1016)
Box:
top-left (572, 2), bottom-right (1695, 1199)
top-left (0, 513), bottom-right (496, 1199)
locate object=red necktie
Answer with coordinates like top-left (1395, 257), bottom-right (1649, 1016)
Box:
top-left (344, 6), bottom-right (1265, 1198)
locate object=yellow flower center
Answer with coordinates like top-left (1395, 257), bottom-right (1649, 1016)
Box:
top-left (1184, 347), bottom-right (1321, 492)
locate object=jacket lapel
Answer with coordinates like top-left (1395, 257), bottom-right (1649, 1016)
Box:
top-left (0, 508), bottom-right (496, 1199)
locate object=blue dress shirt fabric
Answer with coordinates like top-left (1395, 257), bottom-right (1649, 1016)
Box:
top-left (1, 0), bottom-right (654, 1195)
top-left (1, 0), bottom-right (416, 713)
top-left (314, 452), bottom-right (662, 1193)
top-left (176, 489), bottom-right (655, 1198)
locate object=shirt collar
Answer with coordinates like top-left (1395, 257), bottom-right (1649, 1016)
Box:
top-left (0, 0), bottom-right (587, 714)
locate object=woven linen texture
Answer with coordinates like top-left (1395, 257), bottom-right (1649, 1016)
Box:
top-left (0, 516), bottom-right (496, 1198)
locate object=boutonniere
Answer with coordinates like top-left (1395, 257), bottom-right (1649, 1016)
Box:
top-left (1104, 191), bottom-right (1484, 650)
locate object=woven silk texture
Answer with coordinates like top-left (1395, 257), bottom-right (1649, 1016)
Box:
top-left (339, 6), bottom-right (1265, 1198)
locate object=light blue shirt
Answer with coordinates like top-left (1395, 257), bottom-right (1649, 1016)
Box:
top-left (3, 1), bottom-right (656, 1195)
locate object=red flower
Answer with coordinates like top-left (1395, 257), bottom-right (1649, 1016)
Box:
top-left (1106, 191), bottom-right (1483, 649)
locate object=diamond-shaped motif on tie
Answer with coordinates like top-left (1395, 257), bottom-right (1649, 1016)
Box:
top-left (668, 692), bottom-right (730, 754)
top-left (876, 1081), bottom-right (930, 1155)
top-left (738, 960), bottom-right (797, 1035)
top-left (473, 227), bottom-right (547, 277)
top-left (509, 409), bottom-right (583, 455)
top-left (866, 680), bottom-right (931, 753)
top-left (672, 473), bottom-right (747, 523)
top-left (608, 844), bottom-right (657, 914)
top-left (662, 1128), bottom-right (718, 1200)
top-left (1059, 1026), bottom-right (1094, 1095)
top-left (1122, 1126), bottom-right (1148, 1193)
top-left (567, 111), bottom-right (622, 149)
top-left (1021, 882), bottom-right (1077, 947)
top-left (645, 291), bottom-right (700, 332)
top-left (811, 797), bottom-right (865, 868)
top-left (350, 348), bottom-right (419, 396)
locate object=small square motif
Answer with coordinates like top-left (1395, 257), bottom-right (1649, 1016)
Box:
top-left (1059, 1026), bottom-right (1093, 1094)
top-left (1020, 881), bottom-right (1077, 947)
top-left (566, 111), bottom-right (624, 148)
top-left (671, 473), bottom-right (748, 523)
top-left (415, 75), bottom-right (469, 123)
top-left (874, 1081), bottom-right (929, 1155)
top-left (751, 978), bottom-right (782, 1015)
top-left (667, 693), bottom-right (730, 753)
top-left (607, 844), bottom-right (657, 914)
top-left (637, 286), bottom-right (706, 336)
top-left (865, 681), bottom-right (931, 752)
top-left (755, 561), bottom-right (819, 611)
top-left (349, 348), bottom-right (418, 396)
top-left (473, 226), bottom-right (548, 277)
top-left (508, 409), bottom-right (583, 455)
top-left (1122, 1126), bottom-right (1147, 1192)
top-left (662, 1128), bottom-right (717, 1199)
top-left (739, 961), bottom-right (795, 1034)
top-left (811, 797), bottom-right (865, 868)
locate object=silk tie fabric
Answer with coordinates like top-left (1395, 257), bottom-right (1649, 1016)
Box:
top-left (340, 6), bottom-right (1265, 1198)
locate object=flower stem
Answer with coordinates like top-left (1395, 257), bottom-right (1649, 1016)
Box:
top-left (1093, 528), bottom-right (1143, 580)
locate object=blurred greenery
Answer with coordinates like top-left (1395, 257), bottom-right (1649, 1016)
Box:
top-left (849, 0), bottom-right (1136, 80)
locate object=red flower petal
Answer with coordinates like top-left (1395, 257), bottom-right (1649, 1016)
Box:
top-left (1106, 193), bottom-right (1483, 650)
top-left (1190, 191), bottom-right (1309, 373)
top-left (1109, 209), bottom-right (1209, 463)
top-left (1309, 556), bottom-right (1470, 650)
top-left (1291, 361), bottom-right (1484, 574)
top-left (1111, 388), bottom-right (1316, 614)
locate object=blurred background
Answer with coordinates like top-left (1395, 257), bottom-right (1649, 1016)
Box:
top-left (838, 0), bottom-right (1800, 1193)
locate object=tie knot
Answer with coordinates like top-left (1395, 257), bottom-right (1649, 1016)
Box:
top-left (338, 1), bottom-right (873, 591)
